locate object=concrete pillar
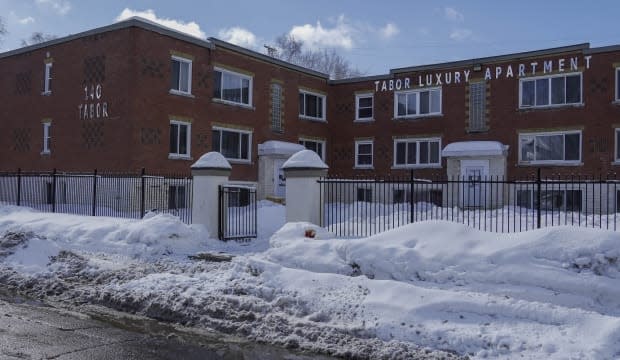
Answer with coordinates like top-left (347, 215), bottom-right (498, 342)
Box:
top-left (282, 150), bottom-right (328, 225)
top-left (191, 152), bottom-right (231, 238)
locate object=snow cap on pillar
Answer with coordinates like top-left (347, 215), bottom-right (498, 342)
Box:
top-left (191, 152), bottom-right (232, 170)
top-left (282, 150), bottom-right (328, 170)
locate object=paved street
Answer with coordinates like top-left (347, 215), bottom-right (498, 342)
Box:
top-left (0, 293), bottom-right (332, 360)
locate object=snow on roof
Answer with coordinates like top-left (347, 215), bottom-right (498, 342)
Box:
top-left (282, 150), bottom-right (328, 170)
top-left (442, 141), bottom-right (508, 157)
top-left (191, 152), bottom-right (232, 170)
top-left (257, 141), bottom-right (306, 156)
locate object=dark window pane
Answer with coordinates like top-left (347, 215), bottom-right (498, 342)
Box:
top-left (396, 142), bottom-right (406, 164)
top-left (178, 124), bottom-right (187, 154)
top-left (407, 142), bottom-right (417, 164)
top-left (299, 93), bottom-right (305, 115)
top-left (535, 135), bottom-right (563, 161)
top-left (536, 78), bottom-right (549, 106)
top-left (359, 97), bottom-right (372, 107)
top-left (430, 89), bottom-right (441, 113)
top-left (241, 133), bottom-right (249, 160)
top-left (617, 70), bottom-right (620, 101)
top-left (420, 91), bottom-right (430, 114)
top-left (617, 131), bottom-right (620, 160)
top-left (358, 144), bottom-right (372, 154)
top-left (222, 131), bottom-right (240, 158)
top-left (520, 136), bottom-right (534, 161)
top-left (179, 62), bottom-right (190, 92)
top-left (358, 108), bottom-right (373, 119)
top-left (317, 143), bottom-right (323, 158)
top-left (171, 60), bottom-right (180, 90)
top-left (306, 94), bottom-right (318, 117)
top-left (564, 133), bottom-right (580, 161)
top-left (407, 93), bottom-right (417, 115)
top-left (397, 94), bottom-right (407, 116)
top-left (521, 80), bottom-right (535, 106)
top-left (419, 141), bottom-right (429, 163)
top-left (241, 78), bottom-right (250, 104)
top-left (517, 190), bottom-right (532, 208)
top-left (430, 141), bottom-right (439, 163)
top-left (170, 124), bottom-right (178, 153)
top-left (222, 72), bottom-right (241, 103)
top-left (212, 130), bottom-right (220, 152)
top-left (551, 76), bottom-right (565, 104)
top-left (566, 75), bottom-right (581, 104)
top-left (213, 71), bottom-right (222, 99)
top-left (316, 96), bottom-right (323, 118)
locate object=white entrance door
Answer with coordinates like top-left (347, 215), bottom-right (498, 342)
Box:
top-left (461, 160), bottom-right (489, 208)
top-left (274, 159), bottom-right (286, 197)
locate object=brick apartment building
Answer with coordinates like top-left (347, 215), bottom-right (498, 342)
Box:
top-left (1, 17), bottom-right (620, 206)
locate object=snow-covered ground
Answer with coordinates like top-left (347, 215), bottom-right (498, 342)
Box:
top-left (1, 203), bottom-right (620, 359)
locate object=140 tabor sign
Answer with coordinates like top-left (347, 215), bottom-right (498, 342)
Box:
top-left (375, 55), bottom-right (593, 92)
top-left (78, 84), bottom-right (109, 120)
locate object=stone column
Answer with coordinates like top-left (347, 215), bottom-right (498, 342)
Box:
top-left (191, 152), bottom-right (231, 239)
top-left (282, 150), bottom-right (328, 225)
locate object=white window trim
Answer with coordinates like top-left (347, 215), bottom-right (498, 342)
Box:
top-left (355, 94), bottom-right (374, 121)
top-left (614, 128), bottom-right (620, 164)
top-left (298, 137), bottom-right (326, 161)
top-left (170, 56), bottom-right (193, 96)
top-left (213, 126), bottom-right (253, 163)
top-left (41, 122), bottom-right (51, 154)
top-left (43, 62), bottom-right (52, 95)
top-left (213, 67), bottom-right (253, 107)
top-left (169, 120), bottom-right (191, 159)
top-left (354, 140), bottom-right (374, 168)
top-left (299, 89), bottom-right (327, 122)
top-left (518, 72), bottom-right (583, 109)
top-left (392, 137), bottom-right (442, 169)
top-left (615, 68), bottom-right (620, 103)
top-left (393, 87), bottom-right (442, 119)
top-left (518, 130), bottom-right (582, 165)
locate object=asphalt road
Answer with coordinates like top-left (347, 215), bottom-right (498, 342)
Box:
top-left (0, 293), bottom-right (334, 360)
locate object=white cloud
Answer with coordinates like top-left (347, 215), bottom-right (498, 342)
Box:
top-left (36, 0), bottom-right (71, 16)
top-left (288, 15), bottom-right (354, 50)
top-left (218, 27), bottom-right (258, 49)
top-left (379, 23), bottom-right (399, 39)
top-left (18, 16), bottom-right (35, 25)
top-left (115, 8), bottom-right (206, 40)
top-left (444, 7), bottom-right (464, 22)
top-left (449, 28), bottom-right (473, 41)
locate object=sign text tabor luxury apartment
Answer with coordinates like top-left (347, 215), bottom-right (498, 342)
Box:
top-left (2, 17), bottom-right (620, 201)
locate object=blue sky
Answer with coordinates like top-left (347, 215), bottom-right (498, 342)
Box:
top-left (1, 0), bottom-right (618, 75)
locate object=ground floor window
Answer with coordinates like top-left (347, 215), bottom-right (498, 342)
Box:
top-left (299, 138), bottom-right (325, 160)
top-left (169, 120), bottom-right (191, 158)
top-left (212, 127), bottom-right (251, 161)
top-left (355, 140), bottom-right (373, 168)
top-left (517, 189), bottom-right (582, 211)
top-left (393, 138), bottom-right (441, 167)
top-left (519, 131), bottom-right (581, 164)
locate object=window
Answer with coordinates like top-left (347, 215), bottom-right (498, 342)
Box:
top-left (519, 131), bottom-right (581, 164)
top-left (213, 68), bottom-right (252, 106)
top-left (43, 62), bottom-right (52, 94)
top-left (520, 73), bottom-right (582, 108)
top-left (616, 129), bottom-right (620, 162)
top-left (469, 81), bottom-right (486, 131)
top-left (169, 120), bottom-right (191, 158)
top-left (357, 188), bottom-right (372, 202)
top-left (212, 127), bottom-right (251, 161)
top-left (170, 56), bottom-right (192, 95)
top-left (168, 185), bottom-right (186, 209)
top-left (299, 138), bottom-right (325, 160)
top-left (355, 140), bottom-right (373, 168)
top-left (616, 68), bottom-right (620, 102)
top-left (393, 189), bottom-right (405, 203)
top-left (299, 90), bottom-right (326, 121)
top-left (355, 94), bottom-right (373, 121)
top-left (517, 189), bottom-right (582, 211)
top-left (395, 88), bottom-right (441, 118)
top-left (271, 83), bottom-right (283, 132)
top-left (393, 138), bottom-right (441, 167)
top-left (42, 122), bottom-right (51, 154)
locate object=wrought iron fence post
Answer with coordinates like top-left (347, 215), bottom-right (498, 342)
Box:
top-left (218, 184), bottom-right (223, 240)
top-left (409, 169), bottom-right (414, 224)
top-left (51, 168), bottom-right (57, 213)
top-left (16, 168), bottom-right (21, 206)
top-left (536, 168), bottom-right (542, 229)
top-left (92, 169), bottom-right (97, 216)
top-left (140, 168), bottom-right (146, 218)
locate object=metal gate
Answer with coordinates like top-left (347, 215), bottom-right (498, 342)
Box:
top-left (218, 184), bottom-right (258, 241)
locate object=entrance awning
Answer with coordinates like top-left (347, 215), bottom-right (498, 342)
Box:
top-left (442, 141), bottom-right (508, 157)
top-left (258, 141), bottom-right (306, 156)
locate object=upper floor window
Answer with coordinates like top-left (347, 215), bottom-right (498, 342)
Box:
top-left (170, 56), bottom-right (192, 95)
top-left (212, 127), bottom-right (251, 162)
top-left (43, 62), bottom-right (53, 94)
top-left (213, 68), bottom-right (252, 106)
top-left (299, 138), bottom-right (325, 161)
top-left (519, 130), bottom-right (581, 164)
top-left (520, 73), bottom-right (581, 108)
top-left (355, 140), bottom-right (373, 168)
top-left (299, 90), bottom-right (326, 121)
top-left (271, 83), bottom-right (283, 132)
top-left (395, 88), bottom-right (441, 119)
top-left (169, 120), bottom-right (191, 158)
top-left (355, 94), bottom-right (373, 121)
top-left (42, 122), bottom-right (51, 154)
top-left (614, 129), bottom-right (620, 162)
top-left (616, 68), bottom-right (620, 102)
top-left (394, 138), bottom-right (441, 168)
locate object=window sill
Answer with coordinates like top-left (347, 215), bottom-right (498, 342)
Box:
top-left (168, 154), bottom-right (193, 161)
top-left (518, 162), bottom-right (583, 167)
top-left (354, 118), bottom-right (374, 123)
top-left (613, 100), bottom-right (620, 106)
top-left (392, 113), bottom-right (443, 121)
top-left (169, 89), bottom-right (195, 98)
top-left (41, 91), bottom-right (52, 96)
top-left (212, 98), bottom-right (254, 110)
top-left (518, 103), bottom-right (584, 111)
top-left (354, 166), bottom-right (374, 170)
top-left (227, 159), bottom-right (252, 165)
top-left (391, 164), bottom-right (442, 170)
top-left (466, 127), bottom-right (490, 133)
top-left (299, 116), bottom-right (327, 123)
top-left (611, 161), bottom-right (620, 166)
top-left (40, 151), bottom-right (50, 156)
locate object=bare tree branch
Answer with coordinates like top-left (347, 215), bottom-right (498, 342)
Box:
top-left (21, 32), bottom-right (57, 47)
top-left (0, 17), bottom-right (7, 44)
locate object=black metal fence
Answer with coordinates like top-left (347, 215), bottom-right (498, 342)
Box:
top-left (0, 168), bottom-right (193, 224)
top-left (319, 170), bottom-right (620, 237)
top-left (218, 184), bottom-right (258, 241)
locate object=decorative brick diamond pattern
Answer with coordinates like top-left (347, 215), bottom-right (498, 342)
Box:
top-left (197, 72), bottom-right (210, 89)
top-left (83, 55), bottom-right (106, 83)
top-left (334, 146), bottom-right (353, 161)
top-left (590, 77), bottom-right (608, 94)
top-left (12, 128), bottom-right (31, 152)
top-left (380, 100), bottom-right (390, 112)
top-left (15, 71), bottom-right (32, 95)
top-left (196, 133), bottom-right (209, 149)
top-left (140, 128), bottom-right (161, 145)
top-left (141, 57), bottom-right (164, 78)
top-left (82, 121), bottom-right (104, 149)
top-left (335, 103), bottom-right (352, 113)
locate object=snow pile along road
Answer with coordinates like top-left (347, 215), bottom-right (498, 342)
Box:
top-left (1, 204), bottom-right (620, 359)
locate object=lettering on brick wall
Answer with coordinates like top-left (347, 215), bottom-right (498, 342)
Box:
top-left (78, 84), bottom-right (109, 120)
